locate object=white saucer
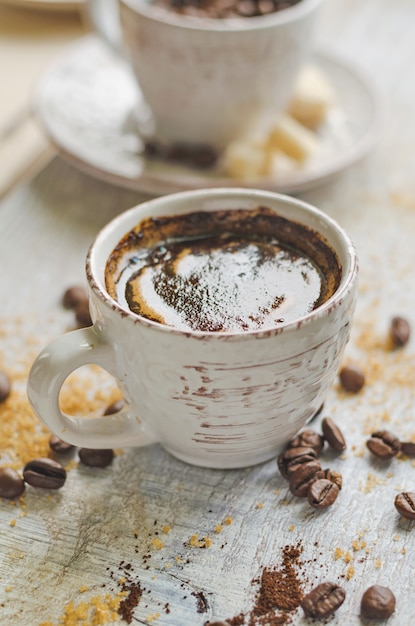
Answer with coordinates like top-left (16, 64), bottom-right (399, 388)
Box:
top-left (33, 35), bottom-right (382, 196)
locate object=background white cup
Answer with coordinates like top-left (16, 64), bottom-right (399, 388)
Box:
top-left (86, 0), bottom-right (322, 150)
top-left (27, 188), bottom-right (358, 469)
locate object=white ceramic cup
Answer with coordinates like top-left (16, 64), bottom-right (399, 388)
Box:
top-left (86, 0), bottom-right (322, 149)
top-left (27, 188), bottom-right (358, 469)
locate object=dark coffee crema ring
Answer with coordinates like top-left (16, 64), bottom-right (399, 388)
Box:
top-left (105, 206), bottom-right (341, 333)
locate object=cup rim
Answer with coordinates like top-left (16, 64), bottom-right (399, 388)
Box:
top-left (120, 0), bottom-right (322, 32)
top-left (87, 187), bottom-right (358, 338)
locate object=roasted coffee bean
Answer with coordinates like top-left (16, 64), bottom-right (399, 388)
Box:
top-left (301, 582), bottom-right (345, 618)
top-left (205, 622), bottom-right (231, 626)
top-left (49, 434), bottom-right (75, 455)
top-left (0, 467), bottom-right (25, 499)
top-left (23, 458), bottom-right (66, 489)
top-left (366, 430), bottom-right (401, 460)
top-left (289, 460), bottom-right (322, 497)
top-left (75, 300), bottom-right (92, 327)
top-left (307, 478), bottom-right (339, 509)
top-left (288, 429), bottom-right (324, 455)
top-left (321, 417), bottom-right (346, 452)
top-left (277, 446), bottom-right (317, 479)
top-left (62, 285), bottom-right (88, 310)
top-left (285, 452), bottom-right (318, 479)
top-left (0, 371), bottom-right (11, 403)
top-left (360, 585), bottom-right (396, 620)
top-left (390, 315), bottom-right (410, 348)
top-left (400, 441), bottom-right (415, 457)
top-left (394, 492), bottom-right (415, 520)
top-left (103, 399), bottom-right (125, 415)
top-left (339, 364), bottom-right (365, 393)
top-left (321, 468), bottom-right (342, 490)
top-left (62, 285), bottom-right (91, 327)
top-left (79, 448), bottom-right (114, 468)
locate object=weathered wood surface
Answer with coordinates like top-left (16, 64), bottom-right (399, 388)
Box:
top-left (1, 0), bottom-right (415, 624)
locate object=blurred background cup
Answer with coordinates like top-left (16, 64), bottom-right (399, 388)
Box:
top-left (85, 0), bottom-right (323, 150)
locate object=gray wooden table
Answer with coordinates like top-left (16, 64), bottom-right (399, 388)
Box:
top-left (1, 1), bottom-right (415, 624)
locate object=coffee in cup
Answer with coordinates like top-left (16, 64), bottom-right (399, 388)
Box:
top-left (105, 206), bottom-right (341, 332)
top-left (151, 0), bottom-right (302, 19)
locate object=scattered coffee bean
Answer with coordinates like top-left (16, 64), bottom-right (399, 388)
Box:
top-left (307, 478), bottom-right (339, 509)
top-left (23, 458), bottom-right (67, 489)
top-left (103, 399), bottom-right (125, 415)
top-left (320, 468), bottom-right (342, 490)
top-left (339, 364), bottom-right (365, 393)
top-left (301, 582), bottom-right (345, 618)
top-left (205, 622), bottom-right (231, 626)
top-left (62, 285), bottom-right (88, 310)
top-left (366, 430), bottom-right (401, 460)
top-left (394, 492), bottom-right (415, 520)
top-left (390, 315), bottom-right (411, 348)
top-left (288, 429), bottom-right (324, 455)
top-left (360, 585), bottom-right (396, 620)
top-left (400, 441), bottom-right (415, 457)
top-left (49, 434), bottom-right (75, 455)
top-left (62, 285), bottom-right (92, 327)
top-left (0, 371), bottom-right (11, 403)
top-left (0, 467), bottom-right (25, 499)
top-left (277, 446), bottom-right (317, 479)
top-left (321, 417), bottom-right (346, 452)
top-left (289, 460), bottom-right (322, 497)
top-left (79, 448), bottom-right (114, 468)
top-left (75, 300), bottom-right (92, 327)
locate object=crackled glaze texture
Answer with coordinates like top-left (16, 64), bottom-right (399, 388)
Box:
top-left (27, 188), bottom-right (358, 468)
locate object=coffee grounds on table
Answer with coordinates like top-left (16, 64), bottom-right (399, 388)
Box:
top-left (225, 543), bottom-right (304, 625)
top-left (118, 578), bottom-right (143, 624)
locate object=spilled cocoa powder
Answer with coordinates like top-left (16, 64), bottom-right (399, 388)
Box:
top-left (225, 543), bottom-right (304, 626)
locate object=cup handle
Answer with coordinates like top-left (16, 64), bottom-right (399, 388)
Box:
top-left (27, 325), bottom-right (158, 450)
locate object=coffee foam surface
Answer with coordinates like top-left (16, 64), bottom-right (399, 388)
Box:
top-left (105, 207), bottom-right (341, 332)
